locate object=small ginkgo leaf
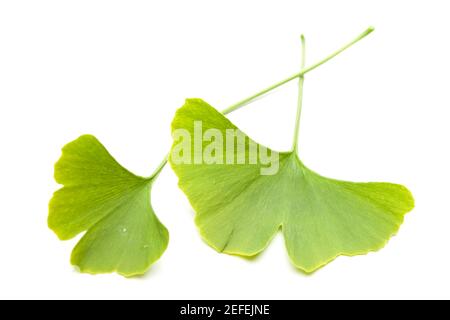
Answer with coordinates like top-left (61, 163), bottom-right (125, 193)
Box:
top-left (48, 135), bottom-right (168, 276)
top-left (170, 99), bottom-right (414, 273)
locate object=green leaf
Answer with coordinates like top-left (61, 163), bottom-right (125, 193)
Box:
top-left (170, 99), bottom-right (414, 273)
top-left (48, 135), bottom-right (168, 276)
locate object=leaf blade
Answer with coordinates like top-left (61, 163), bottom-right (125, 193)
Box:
top-left (170, 99), bottom-right (414, 272)
top-left (49, 135), bottom-right (168, 276)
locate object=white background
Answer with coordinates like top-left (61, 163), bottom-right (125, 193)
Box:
top-left (1, 0), bottom-right (449, 300)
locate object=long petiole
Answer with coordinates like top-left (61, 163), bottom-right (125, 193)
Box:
top-left (293, 35), bottom-right (306, 153)
top-left (221, 26), bottom-right (374, 115)
top-left (149, 154), bottom-right (169, 179)
top-left (149, 26), bottom-right (375, 178)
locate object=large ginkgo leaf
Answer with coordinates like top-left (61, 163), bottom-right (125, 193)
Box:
top-left (170, 99), bottom-right (414, 272)
top-left (48, 135), bottom-right (168, 276)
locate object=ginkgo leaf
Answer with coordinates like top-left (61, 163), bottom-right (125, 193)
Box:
top-left (170, 99), bottom-right (414, 273)
top-left (48, 135), bottom-right (168, 276)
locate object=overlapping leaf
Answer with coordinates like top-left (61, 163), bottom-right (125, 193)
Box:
top-left (170, 99), bottom-right (414, 272)
top-left (48, 135), bottom-right (168, 276)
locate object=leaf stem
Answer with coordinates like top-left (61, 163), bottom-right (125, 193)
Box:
top-left (221, 26), bottom-right (374, 115)
top-left (149, 154), bottom-right (169, 179)
top-left (293, 35), bottom-right (306, 153)
top-left (149, 27), bottom-right (375, 178)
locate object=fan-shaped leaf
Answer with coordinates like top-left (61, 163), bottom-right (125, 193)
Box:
top-left (170, 99), bottom-right (414, 272)
top-left (49, 135), bottom-right (168, 276)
